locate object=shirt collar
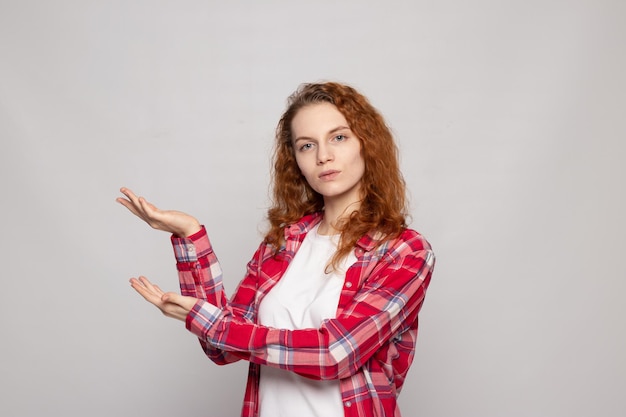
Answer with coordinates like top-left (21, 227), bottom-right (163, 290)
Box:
top-left (285, 212), bottom-right (383, 252)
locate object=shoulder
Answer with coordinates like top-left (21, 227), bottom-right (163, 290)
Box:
top-left (396, 228), bottom-right (433, 252)
top-left (380, 229), bottom-right (436, 284)
top-left (367, 228), bottom-right (434, 265)
top-left (362, 227), bottom-right (432, 253)
top-left (281, 212), bottom-right (324, 239)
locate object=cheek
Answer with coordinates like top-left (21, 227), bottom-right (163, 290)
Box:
top-left (292, 155), bottom-right (300, 169)
top-left (355, 155), bottom-right (366, 181)
top-left (352, 151), bottom-right (366, 170)
top-left (350, 141), bottom-right (365, 165)
top-left (294, 154), bottom-right (305, 174)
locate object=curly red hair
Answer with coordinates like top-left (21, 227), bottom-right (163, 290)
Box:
top-left (266, 82), bottom-right (408, 267)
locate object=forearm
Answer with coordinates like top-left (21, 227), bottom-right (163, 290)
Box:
top-left (172, 226), bottom-right (229, 308)
top-left (185, 247), bottom-right (433, 380)
top-left (172, 226), bottom-right (264, 364)
top-left (186, 299), bottom-right (412, 380)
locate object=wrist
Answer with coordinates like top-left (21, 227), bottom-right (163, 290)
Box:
top-left (177, 221), bottom-right (201, 238)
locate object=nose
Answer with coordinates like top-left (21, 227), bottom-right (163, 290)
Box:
top-left (316, 143), bottom-right (333, 165)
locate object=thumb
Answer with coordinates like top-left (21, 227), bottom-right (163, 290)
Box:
top-left (161, 292), bottom-right (180, 303)
top-left (162, 292), bottom-right (197, 311)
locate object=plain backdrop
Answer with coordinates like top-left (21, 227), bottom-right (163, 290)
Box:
top-left (1, 1), bottom-right (624, 416)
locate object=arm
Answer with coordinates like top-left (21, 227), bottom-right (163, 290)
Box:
top-left (172, 227), bottom-right (229, 307)
top-left (171, 227), bottom-right (266, 364)
top-left (117, 187), bottom-right (247, 364)
top-left (117, 187), bottom-right (280, 366)
top-left (185, 229), bottom-right (435, 380)
top-left (118, 188), bottom-right (434, 378)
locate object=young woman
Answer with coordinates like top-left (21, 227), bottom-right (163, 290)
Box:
top-left (117, 82), bottom-right (435, 417)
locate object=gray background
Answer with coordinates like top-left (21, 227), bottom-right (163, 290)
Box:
top-left (1, 1), bottom-right (624, 416)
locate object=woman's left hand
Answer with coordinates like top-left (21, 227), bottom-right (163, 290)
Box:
top-left (129, 276), bottom-right (198, 322)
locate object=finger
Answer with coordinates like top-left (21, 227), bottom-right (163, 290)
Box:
top-left (119, 187), bottom-right (139, 202)
top-left (117, 188), bottom-right (148, 219)
top-left (153, 284), bottom-right (166, 297)
top-left (130, 276), bottom-right (151, 295)
top-left (132, 276), bottom-right (164, 300)
top-left (116, 197), bottom-right (144, 218)
top-left (138, 276), bottom-right (161, 294)
top-left (128, 280), bottom-right (190, 321)
top-left (119, 188), bottom-right (141, 208)
top-left (137, 196), bottom-right (162, 221)
top-left (130, 278), bottom-right (162, 305)
top-left (121, 188), bottom-right (154, 215)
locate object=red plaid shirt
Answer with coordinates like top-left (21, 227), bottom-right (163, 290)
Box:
top-left (172, 212), bottom-right (435, 417)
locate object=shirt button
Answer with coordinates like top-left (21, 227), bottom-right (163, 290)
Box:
top-left (344, 401), bottom-right (352, 407)
top-left (345, 282), bottom-right (352, 288)
top-left (187, 245), bottom-right (195, 253)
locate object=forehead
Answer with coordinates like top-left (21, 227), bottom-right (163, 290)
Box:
top-left (291, 102), bottom-right (349, 137)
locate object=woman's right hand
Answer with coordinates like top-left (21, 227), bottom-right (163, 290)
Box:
top-left (116, 187), bottom-right (202, 238)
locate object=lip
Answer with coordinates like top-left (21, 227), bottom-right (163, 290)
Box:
top-left (319, 170), bottom-right (340, 181)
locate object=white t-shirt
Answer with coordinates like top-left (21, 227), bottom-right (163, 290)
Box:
top-left (257, 223), bottom-right (357, 417)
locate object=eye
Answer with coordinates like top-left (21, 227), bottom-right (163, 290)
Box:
top-left (333, 134), bottom-right (346, 142)
top-left (298, 142), bottom-right (314, 152)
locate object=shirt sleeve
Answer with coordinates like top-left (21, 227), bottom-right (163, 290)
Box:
top-left (182, 228), bottom-right (435, 380)
top-left (171, 226), bottom-right (265, 365)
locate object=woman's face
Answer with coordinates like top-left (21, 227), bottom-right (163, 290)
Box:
top-left (291, 102), bottom-right (365, 206)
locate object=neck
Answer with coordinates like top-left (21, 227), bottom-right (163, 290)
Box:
top-left (318, 197), bottom-right (361, 235)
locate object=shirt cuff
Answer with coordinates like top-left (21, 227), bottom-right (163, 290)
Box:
top-left (171, 225), bottom-right (214, 262)
top-left (186, 300), bottom-right (222, 340)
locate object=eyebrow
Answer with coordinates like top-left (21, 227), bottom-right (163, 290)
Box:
top-left (293, 126), bottom-right (351, 143)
